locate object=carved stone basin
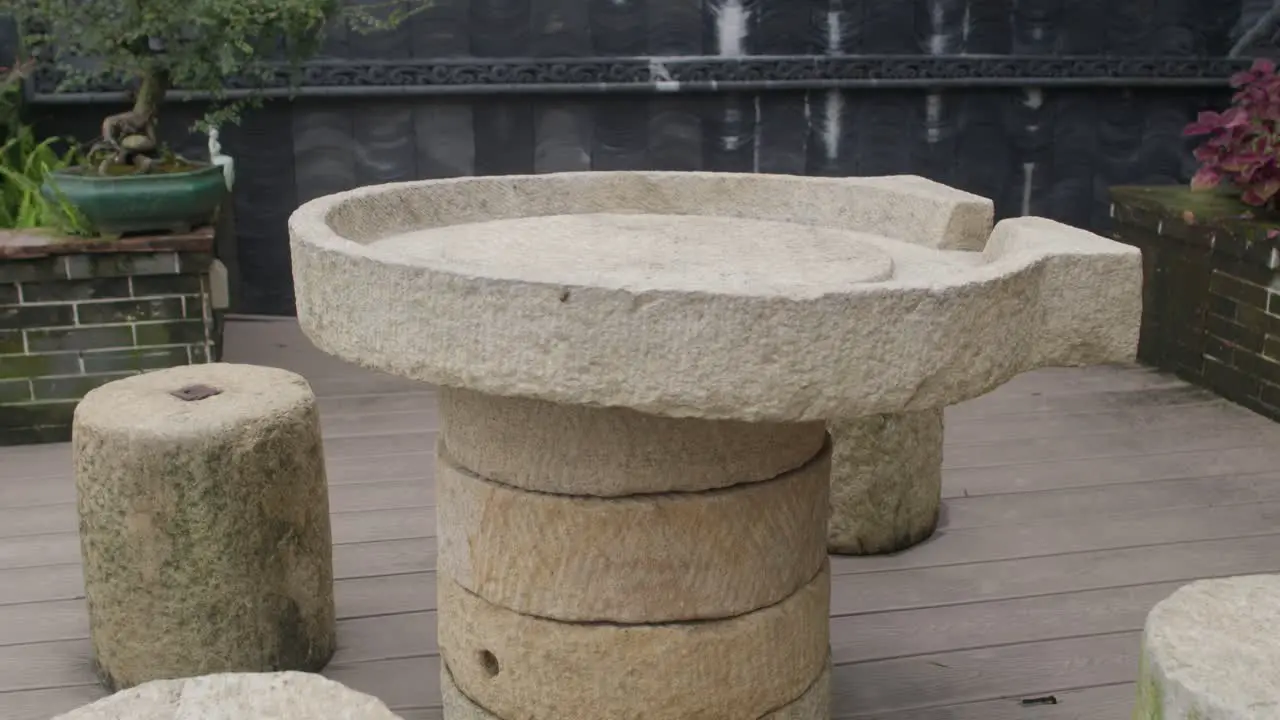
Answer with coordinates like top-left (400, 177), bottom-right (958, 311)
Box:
top-left (289, 171), bottom-right (1142, 720)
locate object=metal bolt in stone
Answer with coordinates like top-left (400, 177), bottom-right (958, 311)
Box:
top-left (170, 384), bottom-right (222, 401)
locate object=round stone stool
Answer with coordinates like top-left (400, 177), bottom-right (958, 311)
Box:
top-left (290, 170), bottom-right (1142, 719)
top-left (72, 363), bottom-right (336, 691)
top-left (1135, 575), bottom-right (1280, 720)
top-left (827, 409), bottom-right (945, 555)
top-left (51, 672), bottom-right (401, 719)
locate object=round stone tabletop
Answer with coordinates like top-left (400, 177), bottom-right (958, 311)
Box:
top-left (290, 171), bottom-right (1140, 421)
top-left (371, 213), bottom-right (896, 295)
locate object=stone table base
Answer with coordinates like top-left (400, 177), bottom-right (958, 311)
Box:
top-left (51, 672), bottom-right (402, 719)
top-left (441, 657), bottom-right (833, 720)
top-left (1135, 575), bottom-right (1280, 720)
top-left (827, 409), bottom-right (944, 555)
top-left (436, 388), bottom-right (831, 720)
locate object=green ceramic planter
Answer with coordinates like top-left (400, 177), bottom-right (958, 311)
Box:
top-left (42, 163), bottom-right (228, 236)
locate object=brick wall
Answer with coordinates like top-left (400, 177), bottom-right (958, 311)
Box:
top-left (0, 230), bottom-right (223, 445)
top-left (1111, 187), bottom-right (1280, 422)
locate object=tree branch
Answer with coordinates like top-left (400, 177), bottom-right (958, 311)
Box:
top-left (1230, 0), bottom-right (1280, 57)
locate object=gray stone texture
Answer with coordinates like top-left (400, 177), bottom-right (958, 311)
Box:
top-left (438, 565), bottom-right (831, 720)
top-left (50, 671), bottom-right (403, 719)
top-left (439, 386), bottom-right (826, 496)
top-left (828, 409), bottom-right (945, 555)
top-left (1135, 574), bottom-right (1280, 720)
top-left (440, 656), bottom-right (833, 720)
top-left (72, 363), bottom-right (336, 690)
top-left (437, 430), bottom-right (830, 623)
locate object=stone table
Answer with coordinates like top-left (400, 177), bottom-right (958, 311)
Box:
top-left (289, 171), bottom-right (1141, 720)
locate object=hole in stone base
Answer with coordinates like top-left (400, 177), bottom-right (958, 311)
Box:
top-left (478, 649), bottom-right (500, 678)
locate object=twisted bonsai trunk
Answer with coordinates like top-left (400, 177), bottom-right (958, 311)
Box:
top-left (94, 65), bottom-right (168, 174)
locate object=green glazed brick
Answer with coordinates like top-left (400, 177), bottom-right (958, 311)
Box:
top-left (0, 400), bottom-right (78, 429)
top-left (22, 277), bottom-right (131, 303)
top-left (1258, 355), bottom-right (1280, 386)
top-left (0, 352), bottom-right (82, 379)
top-left (0, 283), bottom-right (17, 304)
top-left (82, 346), bottom-right (190, 374)
top-left (135, 320), bottom-right (204, 347)
top-left (32, 371), bottom-right (135, 401)
top-left (26, 326), bottom-right (134, 352)
top-left (178, 253), bottom-right (214, 273)
top-left (64, 252), bottom-right (179, 280)
top-left (183, 296), bottom-right (206, 319)
top-left (132, 274), bottom-right (202, 296)
top-left (0, 330), bottom-right (22, 353)
top-left (0, 378), bottom-right (33, 403)
top-left (0, 257), bottom-right (64, 284)
top-left (1266, 336), bottom-right (1280, 362)
top-left (1263, 381), bottom-right (1280, 408)
top-left (0, 424), bottom-right (72, 445)
top-left (0, 303), bottom-right (76, 330)
top-left (1209, 271), bottom-right (1269, 308)
top-left (76, 298), bottom-right (184, 325)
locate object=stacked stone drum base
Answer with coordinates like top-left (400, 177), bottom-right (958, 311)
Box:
top-left (1135, 575), bottom-right (1280, 720)
top-left (51, 672), bottom-right (402, 719)
top-left (827, 409), bottom-right (945, 555)
top-left (436, 388), bottom-right (832, 720)
top-left (440, 658), bottom-right (835, 720)
top-left (72, 363), bottom-right (336, 690)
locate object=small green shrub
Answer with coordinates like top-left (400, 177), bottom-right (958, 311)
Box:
top-left (0, 60), bottom-right (93, 235)
top-left (0, 127), bottom-right (94, 235)
top-left (0, 0), bottom-right (427, 175)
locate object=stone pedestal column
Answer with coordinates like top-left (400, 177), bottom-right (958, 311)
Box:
top-left (828, 409), bottom-right (945, 555)
top-left (436, 389), bottom-right (832, 719)
top-left (1135, 575), bottom-right (1280, 720)
top-left (72, 363), bottom-right (336, 691)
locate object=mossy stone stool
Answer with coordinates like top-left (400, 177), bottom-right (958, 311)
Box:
top-left (51, 671), bottom-right (401, 719)
top-left (1135, 575), bottom-right (1280, 720)
top-left (72, 363), bottom-right (336, 691)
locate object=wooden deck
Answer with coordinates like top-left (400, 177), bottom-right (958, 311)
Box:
top-left (4, 317), bottom-right (1280, 719)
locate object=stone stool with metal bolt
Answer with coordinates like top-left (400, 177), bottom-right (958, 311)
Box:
top-left (72, 363), bottom-right (335, 691)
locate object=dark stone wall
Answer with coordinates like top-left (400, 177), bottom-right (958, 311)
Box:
top-left (8, 0), bottom-right (1274, 314)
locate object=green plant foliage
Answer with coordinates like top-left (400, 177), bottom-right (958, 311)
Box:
top-left (0, 0), bottom-right (427, 178)
top-left (0, 60), bottom-right (93, 234)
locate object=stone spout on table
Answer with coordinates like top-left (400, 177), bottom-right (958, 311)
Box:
top-left (288, 171), bottom-right (1142, 720)
top-left (817, 181), bottom-right (1142, 555)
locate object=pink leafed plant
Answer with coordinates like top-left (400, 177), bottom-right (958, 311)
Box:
top-left (1184, 57), bottom-right (1280, 208)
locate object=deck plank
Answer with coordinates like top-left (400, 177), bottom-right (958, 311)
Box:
top-left (831, 633), bottom-right (1140, 716)
top-left (2, 319), bottom-right (1280, 719)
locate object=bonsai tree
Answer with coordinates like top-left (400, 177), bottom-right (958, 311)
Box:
top-left (0, 0), bottom-right (423, 174)
top-left (1184, 57), bottom-right (1280, 209)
